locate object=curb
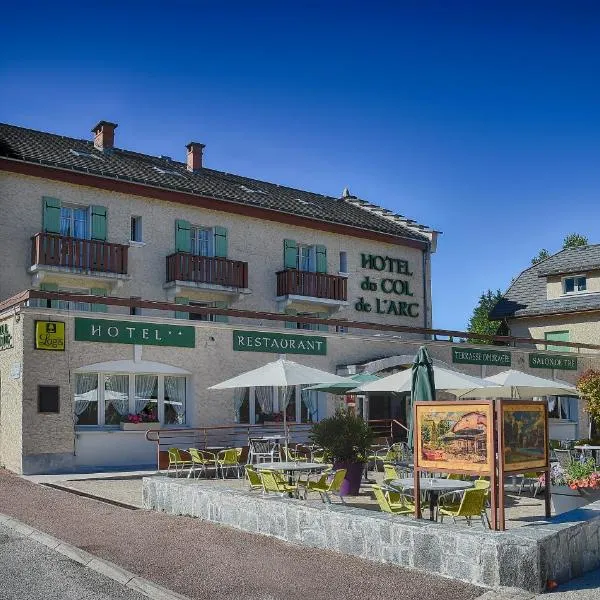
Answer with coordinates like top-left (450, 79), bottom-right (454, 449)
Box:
top-left (0, 512), bottom-right (192, 600)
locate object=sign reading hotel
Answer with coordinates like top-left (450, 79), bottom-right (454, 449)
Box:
top-left (529, 353), bottom-right (577, 370)
top-left (452, 347), bottom-right (511, 367)
top-left (233, 330), bottom-right (326, 356)
top-left (35, 321), bottom-right (65, 351)
top-left (74, 318), bottom-right (195, 348)
top-left (0, 322), bottom-right (13, 351)
top-left (354, 253), bottom-right (420, 319)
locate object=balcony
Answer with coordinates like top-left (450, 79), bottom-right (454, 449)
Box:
top-left (276, 269), bottom-right (348, 308)
top-left (29, 232), bottom-right (129, 282)
top-left (165, 252), bottom-right (250, 297)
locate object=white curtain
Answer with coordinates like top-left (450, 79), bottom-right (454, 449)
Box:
top-left (233, 388), bottom-right (247, 423)
top-left (104, 374), bottom-right (129, 416)
top-left (164, 376), bottom-right (186, 424)
top-left (301, 386), bottom-right (319, 421)
top-left (74, 374), bottom-right (98, 417)
top-left (135, 375), bottom-right (158, 414)
top-left (280, 386), bottom-right (295, 411)
top-left (255, 387), bottom-right (274, 414)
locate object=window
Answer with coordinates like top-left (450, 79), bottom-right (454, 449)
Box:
top-left (57, 287), bottom-right (91, 312)
top-left (130, 297), bottom-right (141, 316)
top-left (563, 275), bottom-right (586, 294)
top-left (189, 301), bottom-right (215, 322)
top-left (191, 226), bottom-right (212, 257)
top-left (75, 372), bottom-right (187, 426)
top-left (130, 216), bottom-right (142, 242)
top-left (297, 245), bottom-right (314, 272)
top-left (339, 251), bottom-right (348, 273)
top-left (548, 397), bottom-right (576, 421)
top-left (38, 385), bottom-right (60, 413)
top-left (60, 205), bottom-right (89, 239)
top-left (545, 331), bottom-right (570, 352)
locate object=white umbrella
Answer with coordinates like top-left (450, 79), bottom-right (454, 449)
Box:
top-left (460, 369), bottom-right (579, 399)
top-left (208, 359), bottom-right (348, 453)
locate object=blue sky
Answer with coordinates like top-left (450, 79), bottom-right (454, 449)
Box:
top-left (2, 1), bottom-right (600, 331)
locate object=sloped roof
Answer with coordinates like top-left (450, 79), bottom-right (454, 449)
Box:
top-left (0, 122), bottom-right (437, 245)
top-left (490, 245), bottom-right (600, 319)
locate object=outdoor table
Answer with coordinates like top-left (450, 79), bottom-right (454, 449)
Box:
top-left (390, 477), bottom-right (473, 521)
top-left (574, 445), bottom-right (600, 462)
top-left (258, 461), bottom-right (331, 494)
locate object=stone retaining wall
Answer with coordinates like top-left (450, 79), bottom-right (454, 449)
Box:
top-left (142, 477), bottom-right (600, 593)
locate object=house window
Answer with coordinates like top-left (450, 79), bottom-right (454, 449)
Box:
top-left (189, 301), bottom-right (215, 322)
top-left (191, 226), bottom-right (212, 257)
top-left (130, 297), bottom-right (141, 316)
top-left (75, 372), bottom-right (187, 426)
top-left (60, 205), bottom-right (89, 239)
top-left (548, 396), bottom-right (577, 421)
top-left (563, 275), bottom-right (586, 294)
top-left (130, 216), bottom-right (143, 242)
top-left (297, 245), bottom-right (314, 272)
top-left (339, 251), bottom-right (348, 273)
top-left (57, 287), bottom-right (91, 312)
top-left (545, 330), bottom-right (570, 352)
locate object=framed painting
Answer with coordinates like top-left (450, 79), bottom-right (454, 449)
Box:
top-left (415, 401), bottom-right (494, 474)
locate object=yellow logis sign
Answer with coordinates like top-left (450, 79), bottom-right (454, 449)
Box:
top-left (35, 321), bottom-right (65, 351)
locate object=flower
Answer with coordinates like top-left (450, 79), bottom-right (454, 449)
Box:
top-left (123, 410), bottom-right (158, 424)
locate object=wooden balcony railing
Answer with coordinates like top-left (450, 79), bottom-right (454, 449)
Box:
top-left (166, 252), bottom-right (249, 288)
top-left (276, 269), bottom-right (348, 301)
top-left (31, 232), bottom-right (128, 275)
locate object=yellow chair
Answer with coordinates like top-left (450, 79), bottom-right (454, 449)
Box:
top-left (167, 447), bottom-right (194, 477)
top-left (187, 448), bottom-right (218, 478)
top-left (382, 463), bottom-right (398, 485)
top-left (372, 485), bottom-right (414, 515)
top-left (304, 468), bottom-right (347, 504)
top-left (437, 487), bottom-right (490, 528)
top-left (284, 446), bottom-right (307, 462)
top-left (244, 465), bottom-right (263, 491)
top-left (259, 469), bottom-right (299, 497)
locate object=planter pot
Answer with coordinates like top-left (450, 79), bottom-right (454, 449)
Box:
top-left (119, 422), bottom-right (160, 431)
top-left (577, 488), bottom-right (600, 503)
top-left (550, 484), bottom-right (587, 515)
top-left (334, 461), bottom-right (365, 496)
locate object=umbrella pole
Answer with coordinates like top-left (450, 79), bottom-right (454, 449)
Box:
top-left (283, 388), bottom-right (289, 461)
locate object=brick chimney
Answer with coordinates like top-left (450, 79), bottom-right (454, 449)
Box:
top-left (92, 121), bottom-right (118, 151)
top-left (186, 141), bottom-right (205, 172)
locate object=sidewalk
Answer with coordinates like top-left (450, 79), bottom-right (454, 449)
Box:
top-left (0, 470), bottom-right (482, 600)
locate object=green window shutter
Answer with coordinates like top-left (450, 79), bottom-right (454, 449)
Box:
top-left (91, 288), bottom-right (107, 313)
top-left (284, 308), bottom-right (298, 330)
top-left (91, 206), bottom-right (107, 241)
top-left (213, 226), bottom-right (228, 258)
top-left (545, 331), bottom-right (570, 353)
top-left (40, 282), bottom-right (59, 308)
top-left (213, 301), bottom-right (229, 323)
top-left (175, 220), bottom-right (191, 253)
top-left (42, 197), bottom-right (61, 234)
top-left (315, 245), bottom-right (327, 273)
top-left (175, 296), bottom-right (189, 320)
top-left (283, 239), bottom-right (297, 269)
top-left (317, 312), bottom-right (329, 332)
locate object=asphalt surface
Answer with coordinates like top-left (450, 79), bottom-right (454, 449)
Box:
top-left (0, 470), bottom-right (483, 600)
top-left (0, 524), bottom-right (146, 600)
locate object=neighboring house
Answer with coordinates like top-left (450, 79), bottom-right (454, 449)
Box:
top-left (490, 245), bottom-right (600, 439)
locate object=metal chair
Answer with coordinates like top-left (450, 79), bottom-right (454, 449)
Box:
top-left (553, 449), bottom-right (575, 469)
top-left (248, 438), bottom-right (280, 464)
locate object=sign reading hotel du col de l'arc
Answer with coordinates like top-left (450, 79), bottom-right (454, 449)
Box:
top-left (74, 318), bottom-right (195, 348)
top-left (233, 330), bottom-right (327, 356)
top-left (354, 253), bottom-right (420, 319)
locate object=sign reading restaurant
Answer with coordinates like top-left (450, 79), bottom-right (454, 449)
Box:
top-left (529, 353), bottom-right (577, 371)
top-left (74, 318), bottom-right (195, 348)
top-left (452, 347), bottom-right (512, 367)
top-left (233, 330), bottom-right (326, 356)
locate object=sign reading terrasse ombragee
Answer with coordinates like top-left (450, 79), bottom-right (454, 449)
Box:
top-left (74, 318), bottom-right (195, 348)
top-left (452, 347), bottom-right (512, 366)
top-left (233, 330), bottom-right (326, 355)
top-left (529, 353), bottom-right (577, 370)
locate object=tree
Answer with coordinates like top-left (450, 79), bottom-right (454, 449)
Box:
top-left (531, 249), bottom-right (550, 265)
top-left (466, 289), bottom-right (504, 344)
top-left (563, 233), bottom-right (588, 249)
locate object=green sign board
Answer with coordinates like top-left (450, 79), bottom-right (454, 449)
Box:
top-left (529, 353), bottom-right (577, 370)
top-left (74, 318), bottom-right (195, 348)
top-left (452, 347), bottom-right (512, 367)
top-left (233, 330), bottom-right (327, 355)
top-left (0, 322), bottom-right (13, 351)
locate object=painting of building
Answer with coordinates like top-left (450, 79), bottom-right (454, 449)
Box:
top-left (502, 403), bottom-right (547, 472)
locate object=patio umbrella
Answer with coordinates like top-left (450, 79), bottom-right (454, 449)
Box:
top-left (208, 359), bottom-right (348, 454)
top-left (407, 347), bottom-right (436, 449)
top-left (304, 373), bottom-right (380, 395)
top-left (459, 369), bottom-right (579, 399)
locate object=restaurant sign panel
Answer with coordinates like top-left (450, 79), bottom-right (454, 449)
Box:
top-left (233, 330), bottom-right (326, 356)
top-left (74, 318), bottom-right (195, 348)
top-left (452, 347), bottom-right (511, 367)
top-left (35, 321), bottom-right (65, 351)
top-left (529, 353), bottom-right (577, 370)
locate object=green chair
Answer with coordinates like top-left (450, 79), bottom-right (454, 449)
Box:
top-left (437, 487), bottom-right (490, 528)
top-left (382, 463), bottom-right (398, 484)
top-left (167, 447), bottom-right (194, 477)
top-left (299, 467), bottom-right (332, 494)
top-left (259, 469), bottom-right (299, 497)
top-left (187, 448), bottom-right (218, 478)
top-left (304, 468), bottom-right (347, 504)
top-left (217, 448), bottom-right (243, 479)
top-left (284, 446), bottom-right (308, 462)
top-left (244, 465), bottom-right (263, 491)
top-left (372, 484), bottom-right (414, 515)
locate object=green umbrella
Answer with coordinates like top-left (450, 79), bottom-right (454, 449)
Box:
top-left (304, 373), bottom-right (379, 395)
top-left (407, 346), bottom-right (436, 449)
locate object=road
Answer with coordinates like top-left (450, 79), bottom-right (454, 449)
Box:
top-left (0, 525), bottom-right (146, 600)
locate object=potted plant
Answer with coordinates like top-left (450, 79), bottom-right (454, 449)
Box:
top-left (539, 463), bottom-right (587, 515)
top-left (120, 409), bottom-right (159, 431)
top-left (565, 458), bottom-right (600, 503)
top-left (309, 408), bottom-right (374, 496)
